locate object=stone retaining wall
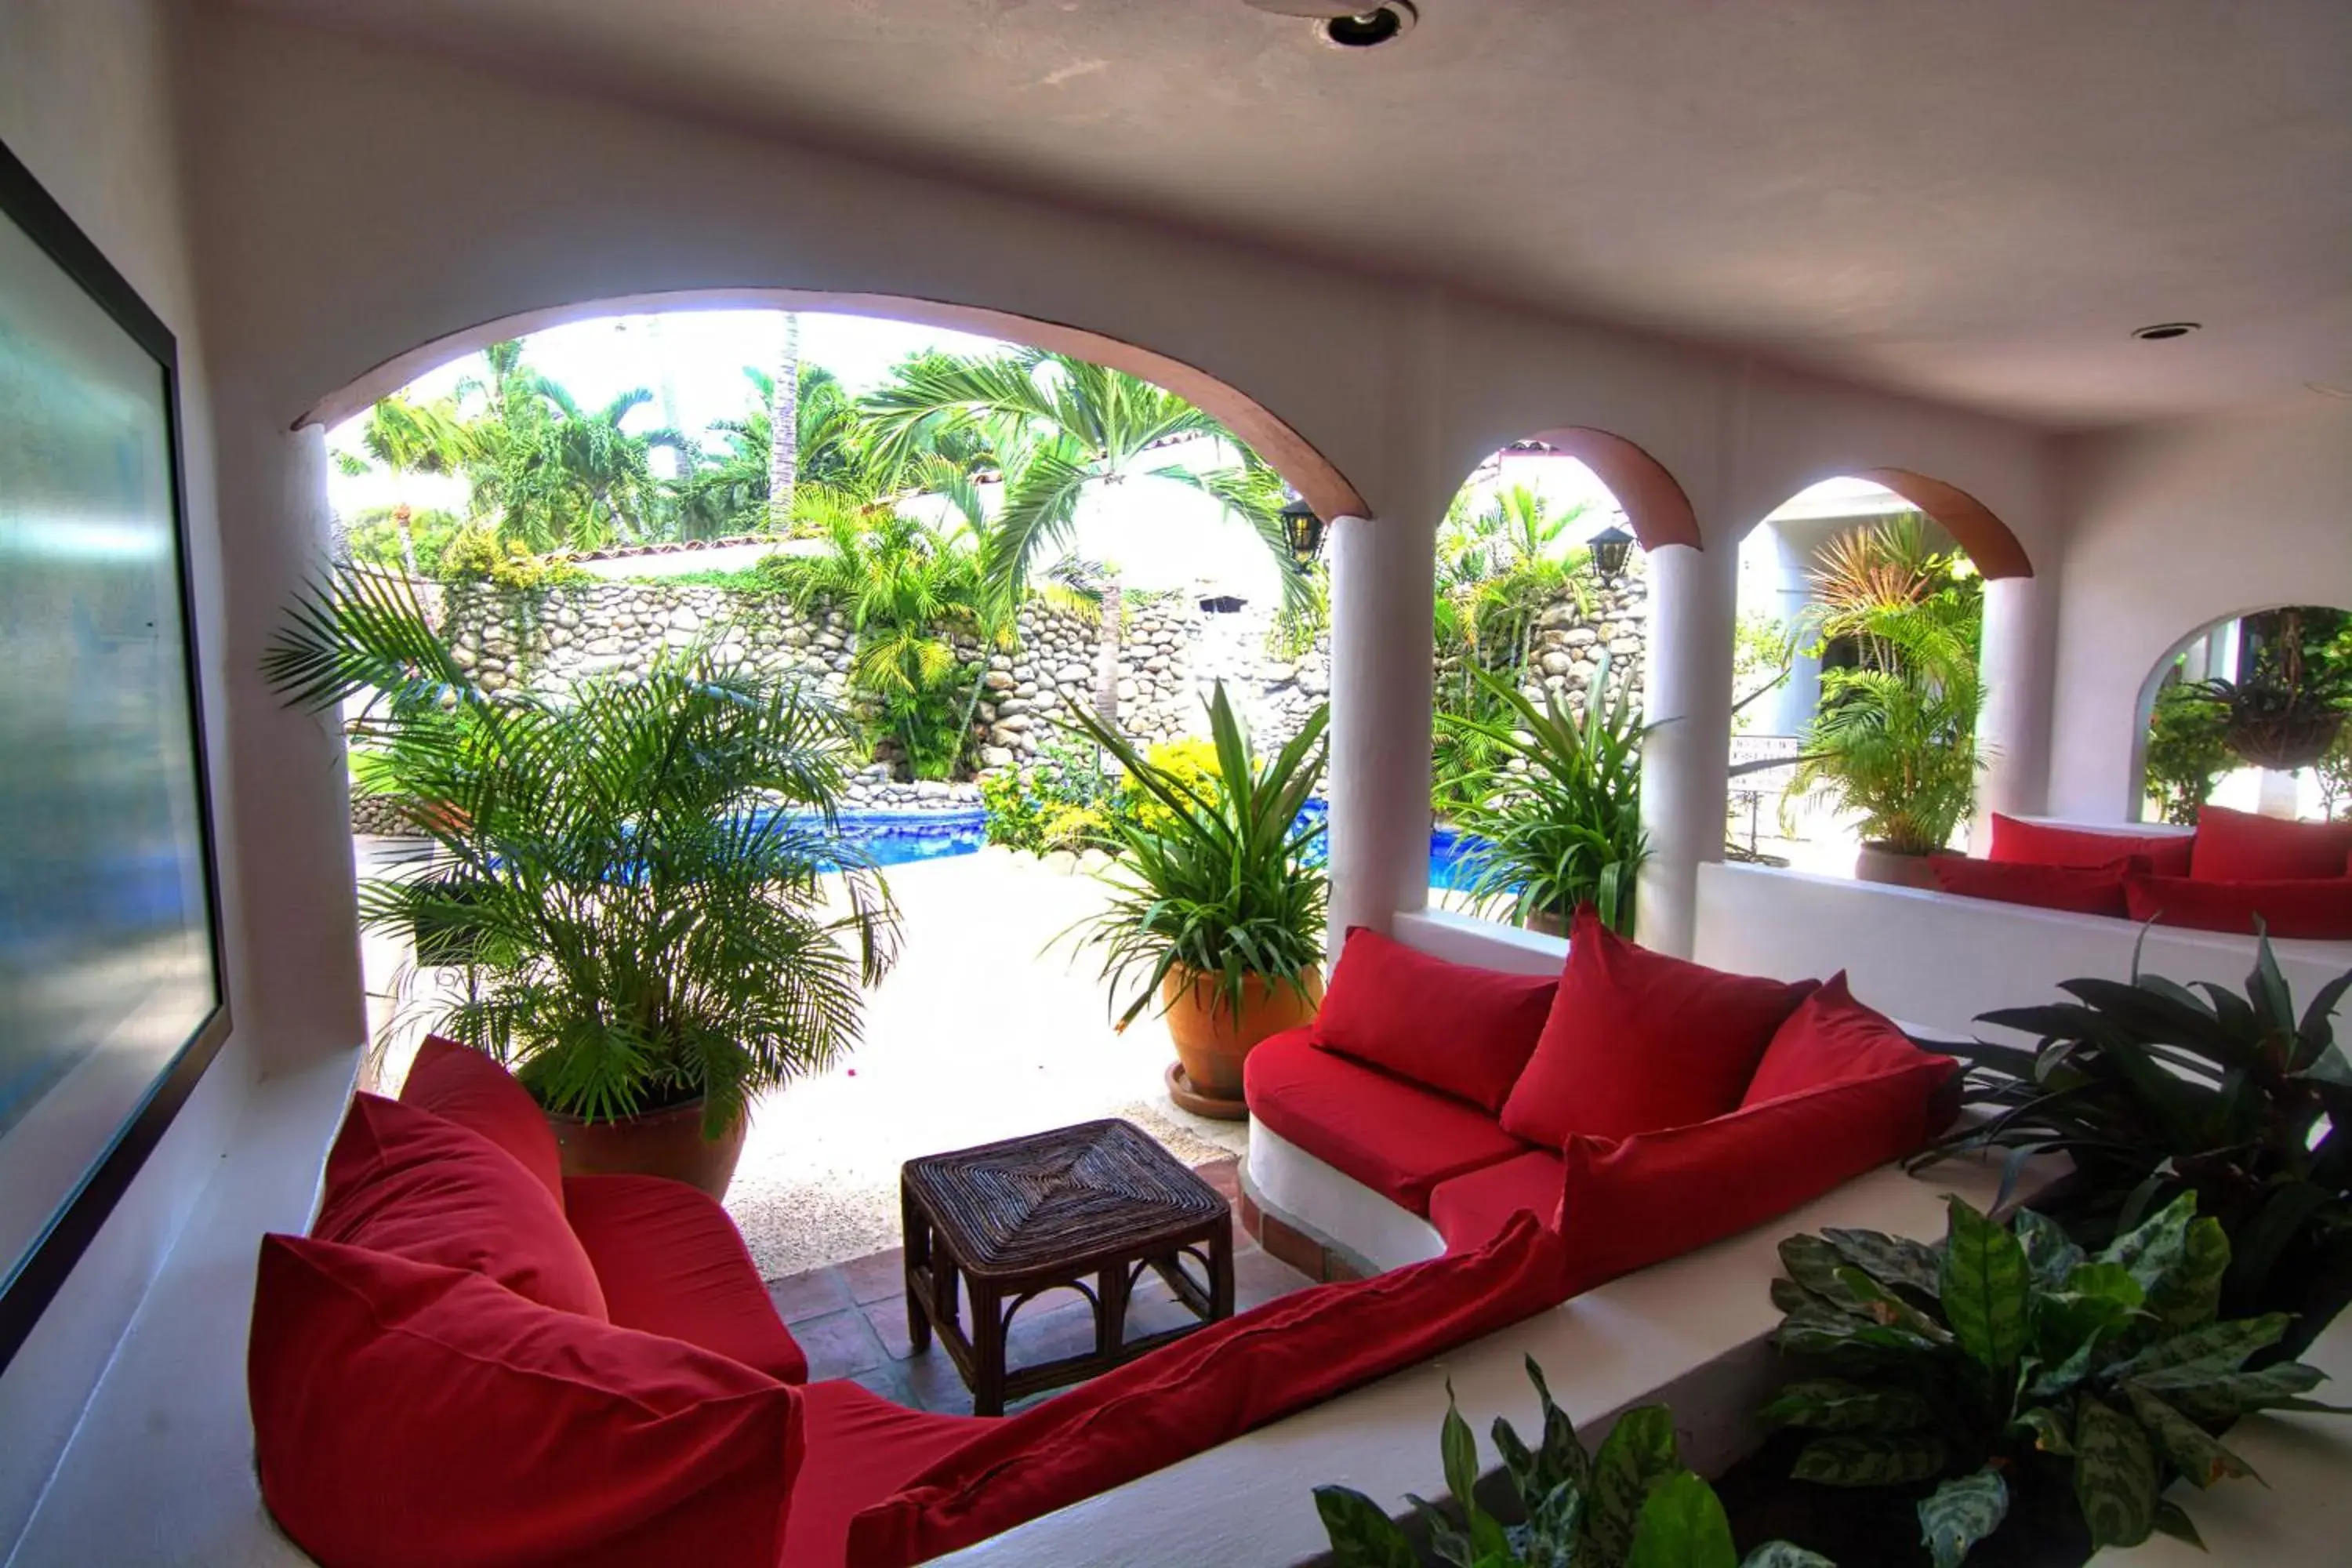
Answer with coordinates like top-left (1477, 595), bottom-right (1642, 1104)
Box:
top-left (350, 564), bottom-right (1646, 831)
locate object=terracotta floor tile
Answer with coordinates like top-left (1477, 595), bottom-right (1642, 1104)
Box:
top-left (794, 1307), bottom-right (887, 1380)
top-left (839, 1246), bottom-right (906, 1305)
top-left (1234, 1247), bottom-right (1316, 1311)
top-left (849, 1362), bottom-right (913, 1406)
top-left (766, 1267), bottom-right (852, 1325)
top-left (1002, 1300), bottom-right (1102, 1371)
top-left (899, 1347), bottom-right (979, 1414)
top-left (1192, 1156), bottom-right (1242, 1200)
top-left (867, 1298), bottom-right (923, 1361)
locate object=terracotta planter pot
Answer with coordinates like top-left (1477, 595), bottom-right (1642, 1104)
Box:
top-left (1853, 840), bottom-right (1941, 890)
top-left (544, 1098), bottom-right (749, 1200)
top-left (1160, 963), bottom-right (1324, 1119)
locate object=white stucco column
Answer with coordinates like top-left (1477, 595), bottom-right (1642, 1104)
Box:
top-left (1637, 542), bottom-right (1737, 958)
top-left (1973, 572), bottom-right (2054, 842)
top-left (1325, 512), bottom-right (1436, 956)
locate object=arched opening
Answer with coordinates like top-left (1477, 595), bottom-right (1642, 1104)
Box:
top-left (2136, 604), bottom-right (2352, 825)
top-left (314, 296), bottom-right (1367, 1291)
top-left (1421, 435), bottom-right (1679, 934)
top-left (301, 288), bottom-right (1367, 527)
top-left (1732, 477), bottom-right (1999, 880)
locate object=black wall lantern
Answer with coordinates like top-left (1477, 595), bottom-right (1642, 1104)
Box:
top-left (1588, 523), bottom-right (1635, 584)
top-left (1281, 495), bottom-right (1327, 572)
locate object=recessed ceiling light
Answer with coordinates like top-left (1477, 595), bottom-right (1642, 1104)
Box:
top-left (2306, 381), bottom-right (2352, 401)
top-left (1319, 2), bottom-right (1417, 49)
top-left (2130, 321), bottom-right (2201, 341)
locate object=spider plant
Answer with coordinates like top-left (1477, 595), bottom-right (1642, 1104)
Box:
top-left (263, 565), bottom-right (900, 1135)
top-left (1439, 652), bottom-right (1655, 935)
top-left (1060, 682), bottom-right (1328, 1030)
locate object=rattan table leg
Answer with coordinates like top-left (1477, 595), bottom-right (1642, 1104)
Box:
top-left (901, 1180), bottom-right (933, 1354)
top-left (968, 1279), bottom-right (1007, 1417)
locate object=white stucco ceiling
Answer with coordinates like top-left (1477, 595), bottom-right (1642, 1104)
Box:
top-left (239, 0), bottom-right (2352, 429)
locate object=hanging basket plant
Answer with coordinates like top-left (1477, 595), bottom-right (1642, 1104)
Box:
top-left (2222, 699), bottom-right (2345, 771)
top-left (2190, 607), bottom-right (2352, 772)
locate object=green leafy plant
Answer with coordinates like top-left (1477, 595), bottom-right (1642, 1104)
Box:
top-left (1761, 1192), bottom-right (2346, 1561)
top-left (1916, 934), bottom-right (2352, 1324)
top-left (982, 737), bottom-right (1125, 855)
top-left (1439, 652), bottom-right (1655, 935)
top-left (436, 524), bottom-right (590, 591)
top-left (263, 566), bottom-right (901, 1135)
top-left (1316, 1356), bottom-right (1830, 1568)
top-left (2142, 680), bottom-right (2233, 826)
top-left (1061, 682), bottom-right (1327, 1030)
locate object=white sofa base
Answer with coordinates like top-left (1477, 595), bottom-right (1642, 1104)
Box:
top-left (1243, 1122), bottom-right (1445, 1275)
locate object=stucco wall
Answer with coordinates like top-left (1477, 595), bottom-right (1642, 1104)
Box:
top-left (0, 1), bottom-right (256, 1554)
top-left (2045, 399), bottom-right (2352, 821)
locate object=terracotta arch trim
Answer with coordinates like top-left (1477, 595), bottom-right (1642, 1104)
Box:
top-left (1851, 467), bottom-right (2032, 580)
top-left (1519, 427), bottom-right (1702, 552)
top-left (296, 287), bottom-right (1370, 525)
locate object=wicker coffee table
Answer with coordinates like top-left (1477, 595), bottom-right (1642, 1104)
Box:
top-left (900, 1119), bottom-right (1235, 1416)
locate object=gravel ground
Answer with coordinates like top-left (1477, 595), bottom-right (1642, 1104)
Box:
top-left (358, 841), bottom-right (1250, 1278)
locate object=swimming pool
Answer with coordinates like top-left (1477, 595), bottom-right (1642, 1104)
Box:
top-left (787, 799), bottom-right (1488, 887)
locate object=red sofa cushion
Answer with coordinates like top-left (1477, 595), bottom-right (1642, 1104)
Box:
top-left (316, 1094), bottom-right (607, 1319)
top-left (249, 1235), bottom-right (797, 1568)
top-left (1926, 853), bottom-right (2143, 917)
top-left (846, 1212), bottom-right (1568, 1566)
top-left (400, 1035), bottom-right (565, 1205)
top-left (1312, 927), bottom-right (1557, 1112)
top-left (1555, 1058), bottom-right (1950, 1298)
top-left (564, 1174), bottom-right (807, 1384)
top-left (2124, 873), bottom-right (2352, 941)
top-left (1744, 971), bottom-right (1956, 1106)
top-left (1988, 813), bottom-right (2193, 876)
top-left (2190, 804), bottom-right (2352, 882)
top-left (1427, 1149), bottom-right (1565, 1255)
top-left (1243, 1026), bottom-right (1529, 1214)
top-left (782, 1381), bottom-right (988, 1567)
top-left (1499, 909), bottom-right (1816, 1148)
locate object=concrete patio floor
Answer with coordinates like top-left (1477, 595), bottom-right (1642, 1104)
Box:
top-left (358, 840), bottom-right (1253, 1278)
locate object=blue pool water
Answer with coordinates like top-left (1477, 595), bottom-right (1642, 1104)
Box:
top-left (785, 798), bottom-right (1487, 887)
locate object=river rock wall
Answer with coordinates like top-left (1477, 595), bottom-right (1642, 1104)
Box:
top-left (349, 564), bottom-right (1646, 830)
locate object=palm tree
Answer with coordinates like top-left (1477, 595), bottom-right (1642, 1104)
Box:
top-left (354, 394), bottom-right (471, 575)
top-left (768, 313), bottom-right (800, 531)
top-left (861, 348), bottom-right (1301, 731)
top-left (765, 510), bottom-right (1000, 779)
top-left (462, 352), bottom-right (682, 551)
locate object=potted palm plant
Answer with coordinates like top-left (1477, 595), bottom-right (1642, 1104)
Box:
top-left (1787, 519), bottom-right (1984, 886)
top-left (265, 567), bottom-right (901, 1198)
top-left (1063, 684), bottom-right (1328, 1119)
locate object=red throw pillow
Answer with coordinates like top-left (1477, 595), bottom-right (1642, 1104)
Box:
top-left (249, 1236), bottom-right (797, 1568)
top-left (845, 1212), bottom-right (1568, 1566)
top-left (1312, 927), bottom-right (1557, 1112)
top-left (1926, 853), bottom-right (2143, 917)
top-left (1498, 909), bottom-right (1816, 1147)
top-left (1988, 814), bottom-right (2193, 876)
top-left (1744, 971), bottom-right (1956, 1106)
top-left (401, 1034), bottom-right (565, 1205)
top-left (2190, 804), bottom-right (2352, 882)
top-left (2124, 873), bottom-right (2352, 942)
top-left (1556, 1058), bottom-right (1949, 1298)
top-left (316, 1094), bottom-right (607, 1319)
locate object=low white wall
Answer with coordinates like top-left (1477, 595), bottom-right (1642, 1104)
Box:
top-left (1693, 862), bottom-right (2352, 1038)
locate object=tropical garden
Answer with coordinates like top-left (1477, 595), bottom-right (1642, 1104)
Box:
top-left (335, 321), bottom-right (1305, 784)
